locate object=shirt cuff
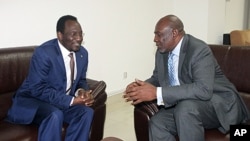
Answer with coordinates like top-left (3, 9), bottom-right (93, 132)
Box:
top-left (156, 87), bottom-right (164, 105)
top-left (75, 88), bottom-right (85, 97)
top-left (70, 97), bottom-right (74, 106)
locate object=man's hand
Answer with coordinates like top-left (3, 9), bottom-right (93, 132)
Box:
top-left (123, 79), bottom-right (157, 105)
top-left (78, 89), bottom-right (94, 106)
top-left (72, 89), bottom-right (94, 106)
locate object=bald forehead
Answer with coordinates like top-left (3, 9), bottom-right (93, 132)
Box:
top-left (155, 15), bottom-right (184, 33)
top-left (157, 15), bottom-right (177, 27)
top-left (155, 17), bottom-right (170, 32)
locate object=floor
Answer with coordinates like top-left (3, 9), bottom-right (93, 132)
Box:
top-left (103, 93), bottom-right (136, 141)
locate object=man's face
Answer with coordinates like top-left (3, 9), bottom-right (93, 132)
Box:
top-left (58, 20), bottom-right (83, 52)
top-left (153, 21), bottom-right (175, 53)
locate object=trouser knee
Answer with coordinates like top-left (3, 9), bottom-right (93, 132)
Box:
top-left (174, 100), bottom-right (200, 118)
top-left (47, 110), bottom-right (64, 123)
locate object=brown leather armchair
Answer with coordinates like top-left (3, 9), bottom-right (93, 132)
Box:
top-left (0, 46), bottom-right (107, 141)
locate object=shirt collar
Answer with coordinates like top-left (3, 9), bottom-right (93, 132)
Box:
top-left (171, 37), bottom-right (184, 56)
top-left (58, 40), bottom-right (73, 58)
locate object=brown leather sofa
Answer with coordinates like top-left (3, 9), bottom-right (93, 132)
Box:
top-left (134, 44), bottom-right (250, 141)
top-left (0, 46), bottom-right (107, 141)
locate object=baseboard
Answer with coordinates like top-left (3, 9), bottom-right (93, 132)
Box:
top-left (107, 89), bottom-right (125, 97)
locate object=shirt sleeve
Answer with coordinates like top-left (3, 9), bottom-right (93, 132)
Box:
top-left (70, 97), bottom-right (74, 106)
top-left (156, 87), bottom-right (164, 105)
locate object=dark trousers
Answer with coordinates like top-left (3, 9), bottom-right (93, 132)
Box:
top-left (149, 100), bottom-right (220, 141)
top-left (33, 102), bottom-right (93, 141)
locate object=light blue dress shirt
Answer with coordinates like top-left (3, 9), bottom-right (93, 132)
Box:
top-left (157, 37), bottom-right (183, 105)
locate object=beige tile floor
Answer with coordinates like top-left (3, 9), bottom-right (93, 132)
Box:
top-left (103, 93), bottom-right (136, 141)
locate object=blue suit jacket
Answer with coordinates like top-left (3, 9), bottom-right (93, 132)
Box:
top-left (6, 39), bottom-right (89, 124)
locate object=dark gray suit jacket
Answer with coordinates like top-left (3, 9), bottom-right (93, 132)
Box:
top-left (146, 34), bottom-right (250, 133)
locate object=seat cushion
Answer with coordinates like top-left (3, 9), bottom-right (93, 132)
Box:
top-left (205, 129), bottom-right (229, 141)
top-left (0, 121), bottom-right (38, 141)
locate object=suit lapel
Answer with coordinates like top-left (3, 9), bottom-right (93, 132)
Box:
top-left (75, 51), bottom-right (85, 80)
top-left (178, 35), bottom-right (189, 84)
top-left (164, 52), bottom-right (170, 85)
top-left (55, 43), bottom-right (67, 77)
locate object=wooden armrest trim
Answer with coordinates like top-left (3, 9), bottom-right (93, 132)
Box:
top-left (134, 101), bottom-right (159, 117)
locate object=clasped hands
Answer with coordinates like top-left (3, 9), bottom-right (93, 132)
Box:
top-left (123, 79), bottom-right (157, 105)
top-left (73, 88), bottom-right (94, 106)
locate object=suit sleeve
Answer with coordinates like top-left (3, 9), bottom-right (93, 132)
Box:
top-left (162, 45), bottom-right (215, 107)
top-left (146, 50), bottom-right (161, 87)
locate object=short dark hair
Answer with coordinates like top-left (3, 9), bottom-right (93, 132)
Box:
top-left (56, 15), bottom-right (77, 33)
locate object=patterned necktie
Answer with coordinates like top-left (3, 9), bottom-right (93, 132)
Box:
top-left (67, 53), bottom-right (75, 92)
top-left (168, 52), bottom-right (175, 86)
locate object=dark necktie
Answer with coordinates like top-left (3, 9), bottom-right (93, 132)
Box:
top-left (67, 53), bottom-right (75, 93)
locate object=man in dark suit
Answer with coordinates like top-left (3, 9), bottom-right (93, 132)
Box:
top-left (124, 15), bottom-right (250, 141)
top-left (6, 15), bottom-right (94, 141)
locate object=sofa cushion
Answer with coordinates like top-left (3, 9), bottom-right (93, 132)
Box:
top-left (0, 92), bottom-right (14, 120)
top-left (0, 121), bottom-right (38, 141)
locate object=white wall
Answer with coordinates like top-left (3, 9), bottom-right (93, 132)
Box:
top-left (225, 0), bottom-right (248, 32)
top-left (207, 0), bottom-right (227, 44)
top-left (172, 0), bottom-right (209, 42)
top-left (0, 0), bottom-right (247, 96)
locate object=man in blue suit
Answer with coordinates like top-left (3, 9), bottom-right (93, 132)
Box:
top-left (6, 15), bottom-right (94, 141)
top-left (124, 15), bottom-right (249, 141)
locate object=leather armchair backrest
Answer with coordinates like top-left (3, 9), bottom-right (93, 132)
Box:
top-left (209, 44), bottom-right (250, 93)
top-left (0, 46), bottom-right (36, 94)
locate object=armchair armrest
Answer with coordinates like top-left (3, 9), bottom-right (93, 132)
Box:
top-left (87, 78), bottom-right (107, 108)
top-left (133, 100), bottom-right (159, 141)
top-left (134, 100), bottom-right (159, 117)
top-left (86, 78), bottom-right (107, 141)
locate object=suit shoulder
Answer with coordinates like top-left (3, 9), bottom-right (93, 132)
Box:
top-left (79, 46), bottom-right (88, 54)
top-left (33, 39), bottom-right (59, 57)
top-left (183, 34), bottom-right (209, 51)
top-left (36, 39), bottom-right (58, 50)
top-left (183, 35), bottom-right (212, 58)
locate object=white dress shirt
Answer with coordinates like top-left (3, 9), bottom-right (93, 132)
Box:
top-left (58, 40), bottom-right (77, 105)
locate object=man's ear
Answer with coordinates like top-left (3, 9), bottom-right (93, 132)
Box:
top-left (57, 32), bottom-right (63, 41)
top-left (172, 29), bottom-right (178, 37)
